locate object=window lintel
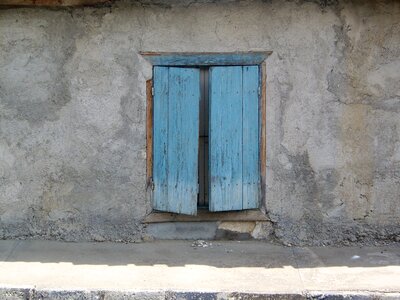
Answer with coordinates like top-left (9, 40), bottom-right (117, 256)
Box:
top-left (140, 51), bottom-right (272, 67)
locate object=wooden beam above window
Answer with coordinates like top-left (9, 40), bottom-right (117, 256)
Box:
top-left (0, 0), bottom-right (110, 6)
top-left (141, 51), bottom-right (272, 67)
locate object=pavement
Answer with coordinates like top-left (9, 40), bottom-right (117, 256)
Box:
top-left (0, 240), bottom-right (400, 299)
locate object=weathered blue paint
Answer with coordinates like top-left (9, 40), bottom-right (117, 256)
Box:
top-left (141, 52), bottom-right (271, 67)
top-left (154, 64), bottom-right (260, 214)
top-left (242, 66), bottom-right (260, 209)
top-left (167, 68), bottom-right (200, 215)
top-left (209, 66), bottom-right (243, 211)
top-left (209, 66), bottom-right (261, 212)
top-left (153, 66), bottom-right (169, 212)
top-left (153, 67), bottom-right (200, 215)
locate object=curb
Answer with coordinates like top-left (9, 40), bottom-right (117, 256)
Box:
top-left (1, 288), bottom-right (400, 300)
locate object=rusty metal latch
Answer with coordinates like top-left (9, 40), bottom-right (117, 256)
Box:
top-left (150, 178), bottom-right (154, 190)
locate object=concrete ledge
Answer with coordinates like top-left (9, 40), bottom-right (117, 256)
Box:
top-left (143, 209), bottom-right (269, 223)
top-left (143, 220), bottom-right (274, 240)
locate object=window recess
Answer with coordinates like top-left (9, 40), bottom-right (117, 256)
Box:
top-left (142, 52), bottom-right (271, 216)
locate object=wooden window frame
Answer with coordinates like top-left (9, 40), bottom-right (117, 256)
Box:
top-left (142, 51), bottom-right (271, 223)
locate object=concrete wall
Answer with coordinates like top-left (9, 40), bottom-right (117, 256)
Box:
top-left (0, 0), bottom-right (399, 245)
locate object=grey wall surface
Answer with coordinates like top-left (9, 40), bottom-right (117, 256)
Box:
top-left (0, 0), bottom-right (399, 245)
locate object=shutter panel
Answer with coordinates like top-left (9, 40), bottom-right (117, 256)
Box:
top-left (242, 66), bottom-right (260, 209)
top-left (153, 67), bottom-right (169, 212)
top-left (209, 66), bottom-right (243, 211)
top-left (209, 66), bottom-right (260, 211)
top-left (153, 66), bottom-right (200, 215)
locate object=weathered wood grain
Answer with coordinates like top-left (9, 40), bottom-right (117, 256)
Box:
top-left (260, 62), bottom-right (267, 202)
top-left (209, 66), bottom-right (243, 212)
top-left (166, 68), bottom-right (200, 215)
top-left (153, 67), bottom-right (169, 212)
top-left (141, 52), bottom-right (272, 66)
top-left (0, 0), bottom-right (110, 6)
top-left (153, 67), bottom-right (200, 215)
top-left (146, 79), bottom-right (153, 188)
top-left (242, 65), bottom-right (260, 209)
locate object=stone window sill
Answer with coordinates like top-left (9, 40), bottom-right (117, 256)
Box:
top-left (142, 208), bottom-right (269, 223)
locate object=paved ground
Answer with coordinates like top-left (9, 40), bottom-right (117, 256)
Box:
top-left (0, 240), bottom-right (399, 299)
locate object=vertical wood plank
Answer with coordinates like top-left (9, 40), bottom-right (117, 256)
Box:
top-left (166, 67), bottom-right (200, 215)
top-left (242, 66), bottom-right (260, 209)
top-left (153, 67), bottom-right (200, 215)
top-left (153, 67), bottom-right (169, 212)
top-left (146, 79), bottom-right (153, 188)
top-left (260, 62), bottom-right (267, 204)
top-left (209, 66), bottom-right (243, 211)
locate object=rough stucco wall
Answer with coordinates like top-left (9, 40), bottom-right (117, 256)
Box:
top-left (0, 0), bottom-right (399, 245)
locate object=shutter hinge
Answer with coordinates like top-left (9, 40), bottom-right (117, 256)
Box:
top-left (151, 87), bottom-right (154, 96)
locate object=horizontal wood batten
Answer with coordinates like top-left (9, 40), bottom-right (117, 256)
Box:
top-left (0, 0), bottom-right (109, 6)
top-left (143, 209), bottom-right (269, 223)
top-left (140, 52), bottom-right (272, 66)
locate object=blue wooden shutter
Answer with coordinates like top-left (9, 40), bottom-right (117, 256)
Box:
top-left (242, 66), bottom-right (260, 209)
top-left (153, 66), bottom-right (200, 215)
top-left (209, 66), bottom-right (260, 211)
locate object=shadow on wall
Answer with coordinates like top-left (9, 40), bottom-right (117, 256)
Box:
top-left (1, 240), bottom-right (399, 268)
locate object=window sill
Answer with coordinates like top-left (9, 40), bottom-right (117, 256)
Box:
top-left (142, 208), bottom-right (269, 223)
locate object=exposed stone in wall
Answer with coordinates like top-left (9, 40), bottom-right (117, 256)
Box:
top-left (0, 0), bottom-right (399, 245)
